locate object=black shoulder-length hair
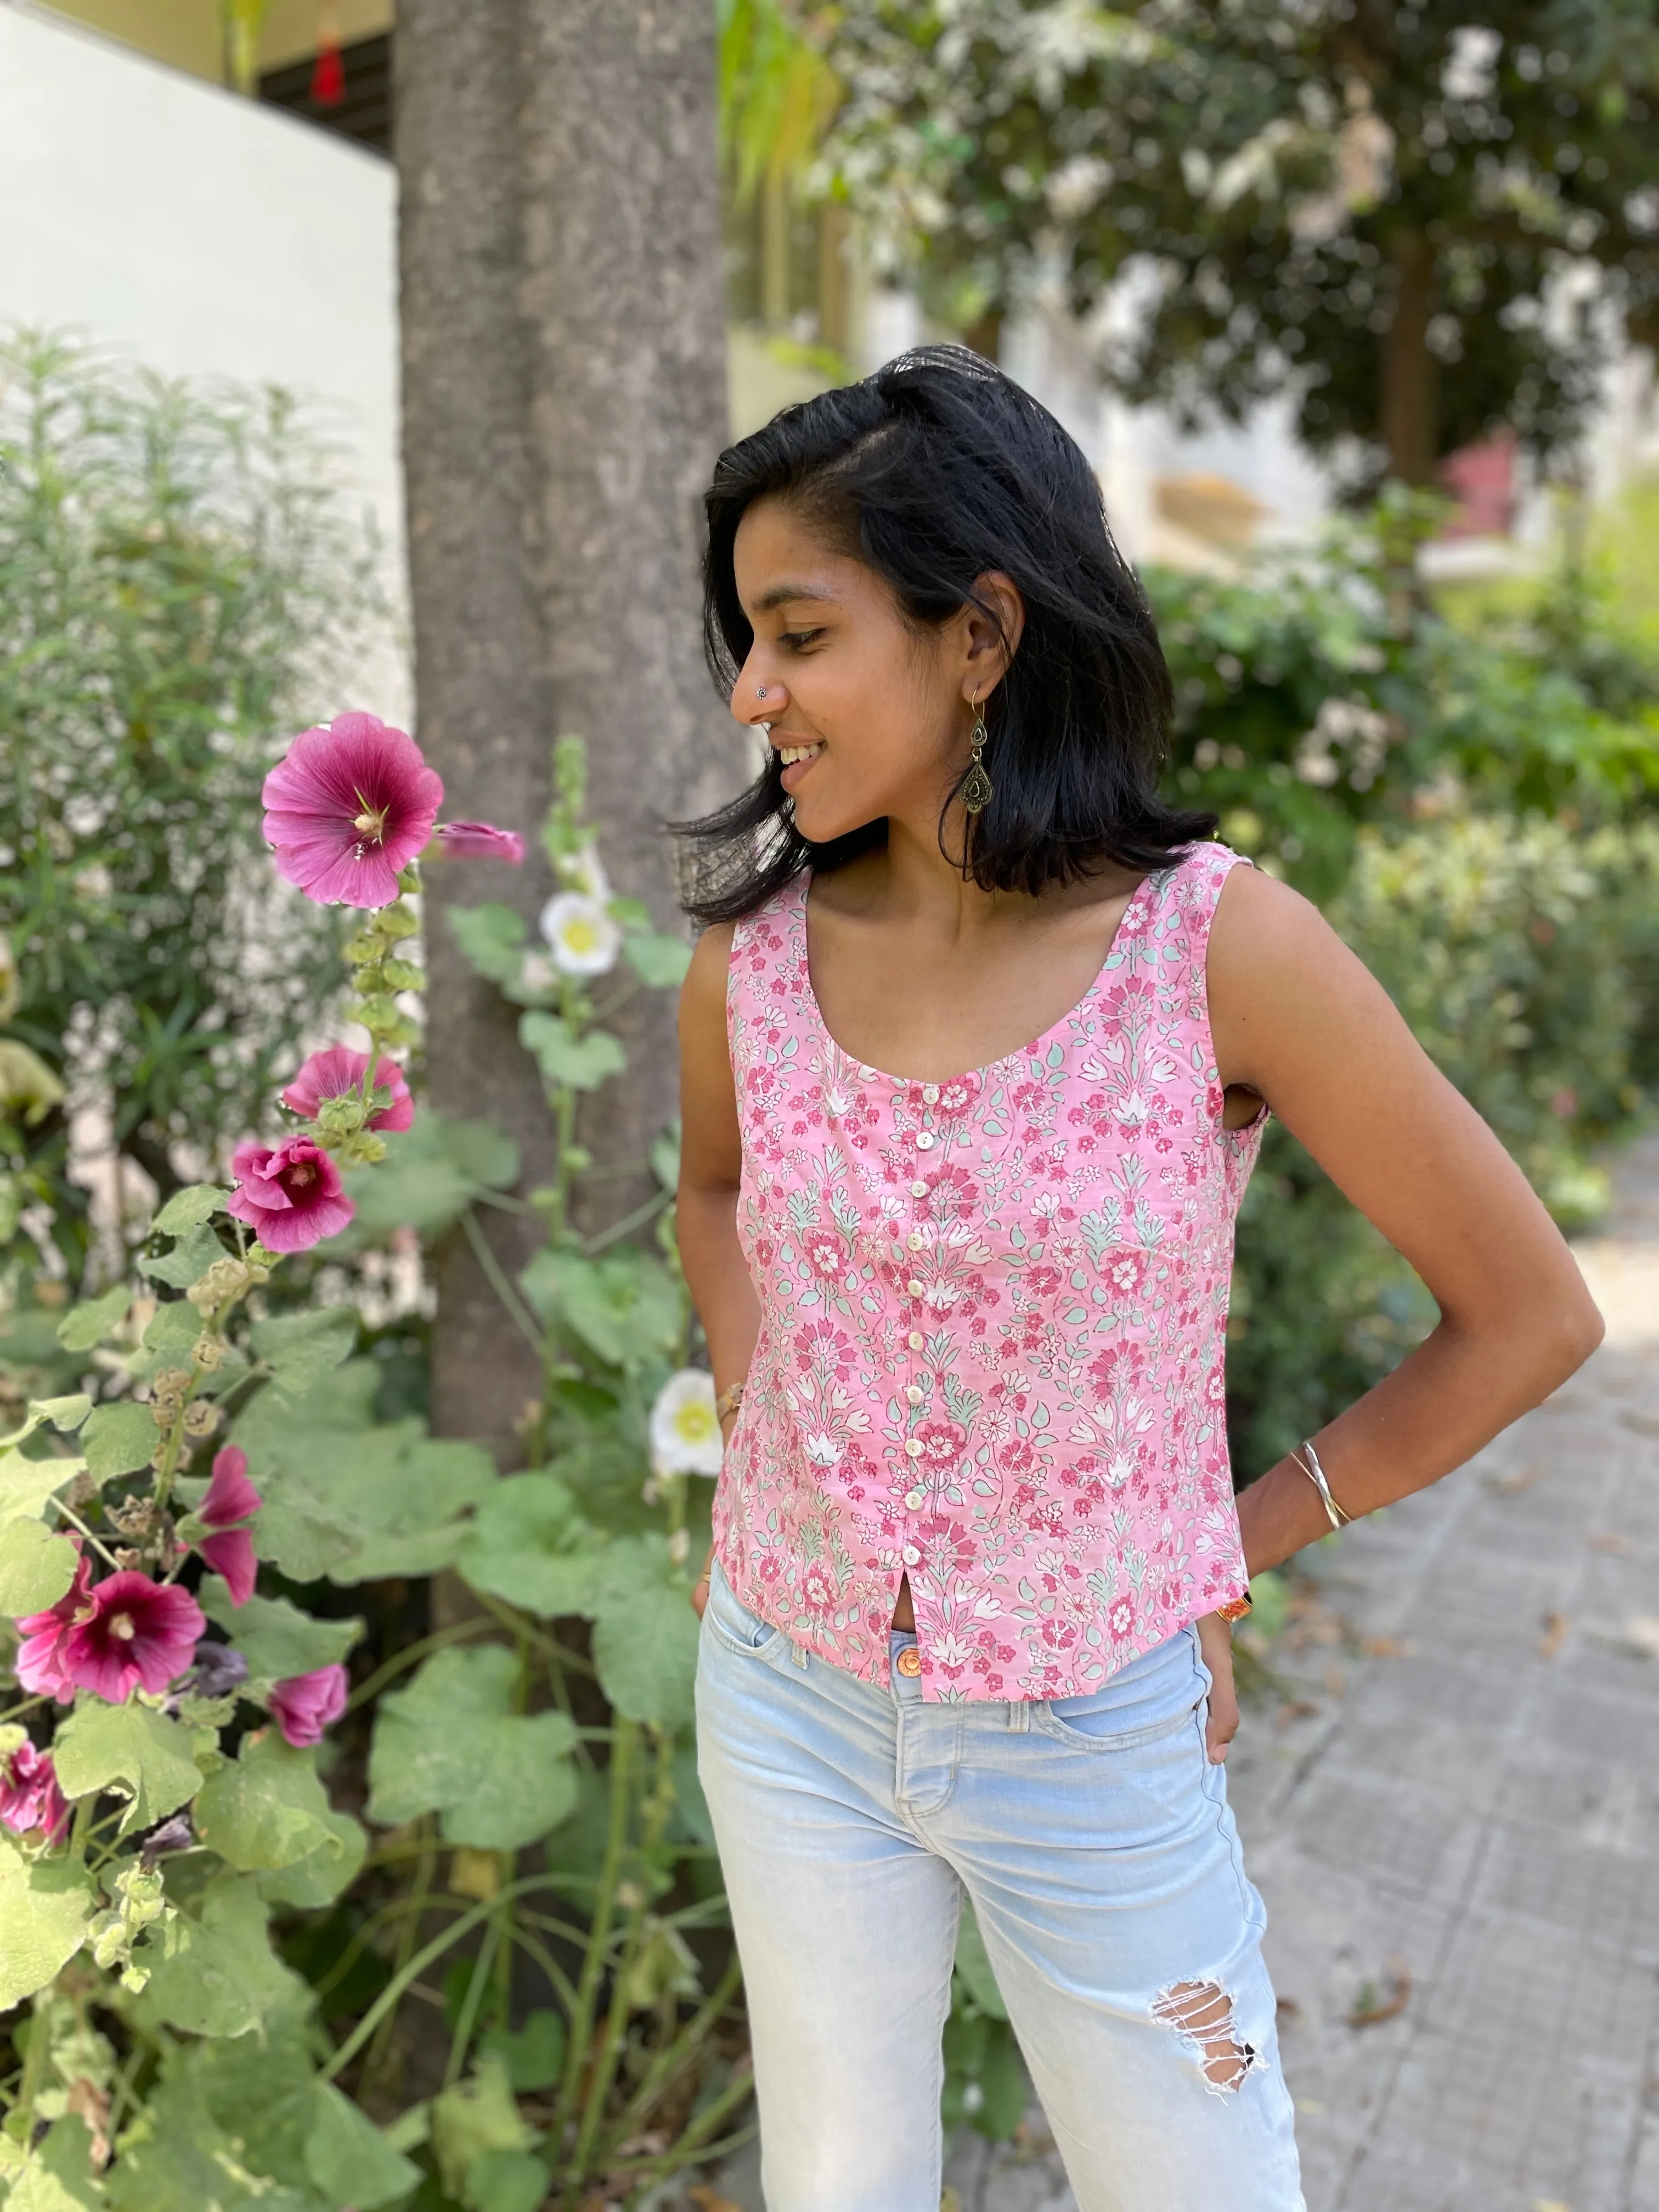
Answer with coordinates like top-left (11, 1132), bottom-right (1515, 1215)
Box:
top-left (673, 343), bottom-right (1215, 924)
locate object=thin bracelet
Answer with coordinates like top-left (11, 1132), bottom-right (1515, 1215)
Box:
top-left (1291, 1439), bottom-right (1352, 1530)
top-left (715, 1379), bottom-right (744, 1422)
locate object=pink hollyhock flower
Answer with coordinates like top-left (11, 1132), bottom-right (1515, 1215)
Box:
top-left (193, 1445), bottom-right (263, 1607)
top-left (268, 1664), bottom-right (348, 1747)
top-left (61, 1573), bottom-right (204, 1705)
top-left (280, 1046), bottom-right (414, 1134)
top-left (0, 1740), bottom-right (69, 1844)
top-left (14, 1551), bottom-right (93, 1704)
top-left (226, 1135), bottom-right (354, 1252)
top-left (431, 821), bottom-right (525, 864)
top-left (261, 712), bottom-right (444, 909)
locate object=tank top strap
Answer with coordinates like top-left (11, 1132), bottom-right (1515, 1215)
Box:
top-left (725, 874), bottom-right (811, 1071)
top-left (1128, 840), bottom-right (1252, 1025)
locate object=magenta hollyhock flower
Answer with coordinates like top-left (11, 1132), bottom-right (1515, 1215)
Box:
top-left (226, 1135), bottom-right (354, 1253)
top-left (14, 1551), bottom-right (93, 1704)
top-left (261, 712), bottom-right (444, 908)
top-left (280, 1046), bottom-right (414, 1134)
top-left (431, 820), bottom-right (525, 864)
top-left (0, 1740), bottom-right (69, 1843)
top-left (61, 1573), bottom-right (205, 1705)
top-left (193, 1444), bottom-right (263, 1607)
top-left (267, 1664), bottom-right (348, 1748)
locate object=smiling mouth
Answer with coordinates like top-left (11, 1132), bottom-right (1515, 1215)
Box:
top-left (776, 743), bottom-right (823, 766)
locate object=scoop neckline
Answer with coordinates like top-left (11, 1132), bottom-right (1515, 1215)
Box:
top-left (795, 861), bottom-right (1171, 1091)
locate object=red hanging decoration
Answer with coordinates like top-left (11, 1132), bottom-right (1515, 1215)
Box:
top-left (311, 0), bottom-right (343, 105)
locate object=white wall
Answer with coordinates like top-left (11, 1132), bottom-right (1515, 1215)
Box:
top-left (0, 0), bottom-right (408, 716)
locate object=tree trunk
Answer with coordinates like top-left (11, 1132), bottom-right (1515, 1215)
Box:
top-left (1380, 236), bottom-right (1438, 486)
top-left (396, 0), bottom-right (742, 1455)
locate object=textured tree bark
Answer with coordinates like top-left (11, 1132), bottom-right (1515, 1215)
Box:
top-left (1380, 236), bottom-right (1438, 486)
top-left (396, 0), bottom-right (742, 1454)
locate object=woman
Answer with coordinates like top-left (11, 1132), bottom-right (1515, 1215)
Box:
top-left (674, 347), bottom-right (1600, 2212)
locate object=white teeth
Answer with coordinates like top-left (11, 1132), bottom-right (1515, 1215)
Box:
top-left (777, 744), bottom-right (823, 765)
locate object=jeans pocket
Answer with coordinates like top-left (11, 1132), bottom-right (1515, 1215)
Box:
top-left (702, 1560), bottom-right (783, 1659)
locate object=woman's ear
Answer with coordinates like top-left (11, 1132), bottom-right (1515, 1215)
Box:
top-left (963, 570), bottom-right (1025, 702)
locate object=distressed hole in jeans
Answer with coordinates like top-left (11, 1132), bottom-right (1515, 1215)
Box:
top-left (1153, 1979), bottom-right (1258, 2095)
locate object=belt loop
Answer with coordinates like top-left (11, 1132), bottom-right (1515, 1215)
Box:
top-left (791, 1638), bottom-right (809, 1671)
top-left (1008, 1699), bottom-right (1029, 1733)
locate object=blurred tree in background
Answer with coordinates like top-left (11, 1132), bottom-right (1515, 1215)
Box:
top-left (816, 0), bottom-right (1659, 486)
top-left (0, 334), bottom-right (382, 1291)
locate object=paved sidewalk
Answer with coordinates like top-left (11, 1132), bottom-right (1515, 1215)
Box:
top-left (945, 1129), bottom-right (1659, 2212)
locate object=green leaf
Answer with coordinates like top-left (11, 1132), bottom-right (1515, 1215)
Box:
top-left (138, 1221), bottom-right (224, 1290)
top-left (0, 1446), bottom-right (88, 1533)
top-left (81, 1402), bottom-right (159, 1481)
top-left (197, 1576), bottom-right (363, 1681)
top-left (479, 2008), bottom-right (565, 2095)
top-left (456, 1471), bottom-right (597, 1617)
top-left (430, 2056), bottom-right (536, 2203)
top-left (368, 1644), bottom-right (579, 1850)
top-left (36, 1395), bottom-right (92, 1433)
top-left (53, 1702), bottom-right (202, 1835)
top-left (305, 2082), bottom-right (423, 2210)
top-left (231, 1360), bottom-right (495, 1586)
top-left (518, 1243), bottom-right (682, 1369)
top-left (340, 1112), bottom-right (521, 1238)
top-left (57, 1285), bottom-right (132, 1353)
top-left (953, 1899), bottom-right (1009, 2021)
top-left (151, 1184), bottom-right (229, 1235)
top-left (259, 1802), bottom-right (368, 1910)
top-left (447, 901), bottom-right (528, 986)
top-left (249, 1306), bottom-right (356, 1401)
top-left (0, 1518), bottom-right (79, 1613)
top-left (131, 1870), bottom-right (305, 2039)
top-left (3, 2113), bottom-right (103, 2211)
top-left (99, 2040), bottom-right (313, 2212)
top-left (590, 1563), bottom-right (700, 1729)
top-left (623, 930), bottom-right (693, 988)
top-left (518, 1011), bottom-right (628, 1092)
top-left (466, 2148), bottom-right (549, 2212)
top-left (0, 1839), bottom-right (93, 2010)
top-left (193, 1733), bottom-right (337, 1874)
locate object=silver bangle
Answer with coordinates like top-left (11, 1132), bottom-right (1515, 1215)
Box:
top-left (1291, 1439), bottom-right (1352, 1530)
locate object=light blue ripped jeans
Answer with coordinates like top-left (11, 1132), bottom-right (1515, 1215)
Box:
top-left (696, 1562), bottom-right (1305, 2212)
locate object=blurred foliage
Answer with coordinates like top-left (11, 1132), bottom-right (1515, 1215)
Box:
top-left (0, 332), bottom-right (386, 1291)
top-left (814, 0), bottom-right (1659, 484)
top-left (719, 0), bottom-right (842, 206)
top-left (1150, 492), bottom-right (1659, 1472)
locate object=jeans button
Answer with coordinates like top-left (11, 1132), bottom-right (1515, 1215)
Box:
top-left (896, 1646), bottom-right (922, 1678)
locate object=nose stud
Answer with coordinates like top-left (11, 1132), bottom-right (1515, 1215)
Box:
top-left (757, 686), bottom-right (769, 699)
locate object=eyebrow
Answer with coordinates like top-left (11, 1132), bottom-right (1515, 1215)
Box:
top-left (749, 581), bottom-right (836, 615)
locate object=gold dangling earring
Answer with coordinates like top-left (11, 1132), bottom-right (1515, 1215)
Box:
top-left (960, 697), bottom-right (993, 814)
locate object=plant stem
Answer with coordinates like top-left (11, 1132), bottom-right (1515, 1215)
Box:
top-left (345, 1616), bottom-right (498, 1712)
top-left (505, 1922), bottom-right (580, 2014)
top-left (15, 1988), bottom-right (52, 2126)
top-left (603, 1951), bottom-right (743, 2155)
top-left (460, 1207), bottom-right (545, 1356)
top-left (358, 1818), bottom-right (436, 2097)
top-left (443, 1910), bottom-right (500, 2089)
top-left (550, 1717), bottom-right (635, 2158)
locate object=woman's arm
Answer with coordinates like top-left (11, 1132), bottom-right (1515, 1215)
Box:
top-left (677, 924), bottom-right (760, 1615)
top-left (1208, 865), bottom-right (1604, 1577)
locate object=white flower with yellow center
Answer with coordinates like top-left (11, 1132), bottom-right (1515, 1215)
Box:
top-left (649, 1368), bottom-right (724, 1478)
top-left (557, 842), bottom-right (613, 902)
top-left (540, 891), bottom-right (620, 978)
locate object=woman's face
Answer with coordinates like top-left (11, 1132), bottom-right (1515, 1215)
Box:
top-left (729, 495), bottom-right (1010, 847)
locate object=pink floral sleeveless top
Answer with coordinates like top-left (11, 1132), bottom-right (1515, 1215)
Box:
top-left (714, 841), bottom-right (1262, 1703)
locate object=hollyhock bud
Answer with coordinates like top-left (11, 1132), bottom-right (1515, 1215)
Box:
top-left (225, 1135), bottom-right (354, 1253)
top-left (0, 1737), bottom-right (69, 1843)
top-left (14, 1551), bottom-right (93, 1703)
top-left (267, 1663), bottom-right (348, 1748)
top-left (431, 821), bottom-right (526, 864)
top-left (280, 1046), bottom-right (414, 1134)
top-left (261, 712), bottom-right (443, 909)
top-left (189, 1445), bottom-right (263, 1607)
top-left (180, 1643), bottom-right (250, 1701)
top-left (61, 1573), bottom-right (204, 1704)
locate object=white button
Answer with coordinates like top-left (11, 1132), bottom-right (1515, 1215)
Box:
top-left (906, 1232), bottom-right (923, 1252)
top-left (911, 1180), bottom-right (928, 1197)
top-left (923, 1085), bottom-right (940, 1104)
top-left (905, 1437), bottom-right (923, 1457)
top-left (915, 1131), bottom-right (935, 1150)
top-left (902, 1546), bottom-right (921, 1566)
top-left (906, 1384), bottom-right (924, 1405)
top-left (905, 1488), bottom-right (926, 1509)
top-left (908, 1331), bottom-right (924, 1350)
top-left (906, 1278), bottom-right (923, 1297)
